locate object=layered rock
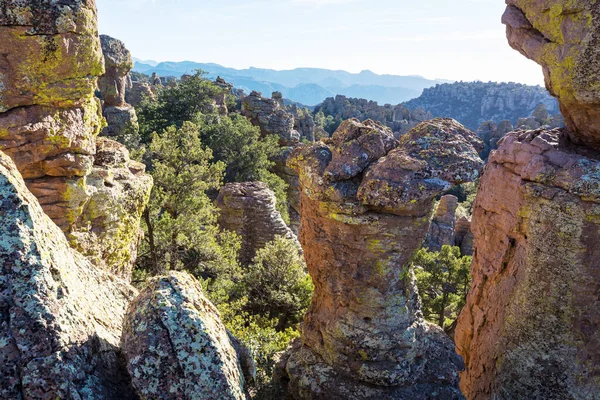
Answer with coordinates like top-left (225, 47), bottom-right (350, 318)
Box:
top-left (281, 118), bottom-right (484, 399)
top-left (0, 1), bottom-right (151, 277)
top-left (241, 91), bottom-right (299, 146)
top-left (456, 129), bottom-right (600, 399)
top-left (215, 182), bottom-right (298, 266)
top-left (503, 1), bottom-right (600, 147)
top-left (98, 35), bottom-right (140, 147)
top-left (0, 150), bottom-right (137, 399)
top-left (425, 194), bottom-right (459, 252)
top-left (121, 271), bottom-right (248, 400)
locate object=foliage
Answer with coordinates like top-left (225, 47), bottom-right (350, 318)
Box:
top-left (137, 70), bottom-right (226, 143)
top-left (243, 236), bottom-right (313, 331)
top-left (413, 245), bottom-right (472, 331)
top-left (136, 122), bottom-right (239, 280)
top-left (448, 181), bottom-right (479, 219)
top-left (314, 109), bottom-right (340, 134)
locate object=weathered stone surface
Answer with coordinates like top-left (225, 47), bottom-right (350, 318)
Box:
top-left (455, 128), bottom-right (600, 399)
top-left (0, 0), bottom-right (104, 112)
top-left (503, 1), bottom-right (600, 147)
top-left (454, 216), bottom-right (474, 256)
top-left (125, 81), bottom-right (156, 107)
top-left (289, 104), bottom-right (316, 142)
top-left (425, 194), bottom-right (458, 252)
top-left (102, 105), bottom-right (139, 145)
top-left (69, 137), bottom-right (152, 279)
top-left (281, 118), bottom-right (484, 399)
top-left (98, 35), bottom-right (133, 107)
top-left (271, 146), bottom-right (302, 234)
top-left (121, 271), bottom-right (248, 400)
top-left (0, 150), bottom-right (137, 399)
top-left (241, 91), bottom-right (299, 146)
top-left (215, 182), bottom-right (298, 265)
top-left (0, 2), bottom-right (151, 276)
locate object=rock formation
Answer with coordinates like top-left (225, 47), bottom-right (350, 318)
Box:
top-left (456, 3), bottom-right (600, 399)
top-left (215, 182), bottom-right (299, 266)
top-left (241, 91), bottom-right (300, 146)
top-left (404, 81), bottom-right (559, 130)
top-left (281, 118), bottom-right (484, 399)
top-left (125, 80), bottom-right (156, 107)
top-left (121, 271), bottom-right (248, 400)
top-left (0, 150), bottom-right (137, 399)
top-left (0, 1), bottom-right (152, 278)
top-left (425, 194), bottom-right (459, 252)
top-left (289, 104), bottom-right (316, 142)
top-left (503, 0), bottom-right (600, 148)
top-left (98, 35), bottom-right (140, 147)
top-left (215, 76), bottom-right (234, 115)
top-left (454, 216), bottom-right (474, 256)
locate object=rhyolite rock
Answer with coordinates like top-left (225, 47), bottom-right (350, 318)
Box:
top-left (0, 150), bottom-right (137, 399)
top-left (0, 1), bottom-right (151, 277)
top-left (454, 216), bottom-right (474, 256)
top-left (455, 128), bottom-right (600, 399)
top-left (121, 271), bottom-right (248, 400)
top-left (425, 194), bottom-right (459, 252)
top-left (215, 181), bottom-right (299, 266)
top-left (98, 35), bottom-right (140, 148)
top-left (241, 91), bottom-right (300, 146)
top-left (280, 118), bottom-right (484, 399)
top-left (503, 1), bottom-right (600, 148)
top-left (126, 81), bottom-right (156, 107)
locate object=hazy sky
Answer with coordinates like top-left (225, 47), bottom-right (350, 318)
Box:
top-left (96, 0), bottom-right (545, 85)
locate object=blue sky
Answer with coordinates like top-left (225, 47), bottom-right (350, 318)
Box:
top-left (96, 0), bottom-right (545, 85)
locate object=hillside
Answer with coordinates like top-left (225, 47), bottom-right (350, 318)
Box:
top-left (404, 81), bottom-right (559, 130)
top-left (133, 59), bottom-right (449, 106)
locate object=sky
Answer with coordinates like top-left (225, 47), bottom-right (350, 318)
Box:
top-left (96, 0), bottom-right (546, 86)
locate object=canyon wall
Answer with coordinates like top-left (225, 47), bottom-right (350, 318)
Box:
top-left (456, 2), bottom-right (600, 399)
top-left (281, 118), bottom-right (484, 399)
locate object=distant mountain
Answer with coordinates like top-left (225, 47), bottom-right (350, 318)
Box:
top-left (132, 60), bottom-right (450, 106)
top-left (404, 81), bottom-right (559, 130)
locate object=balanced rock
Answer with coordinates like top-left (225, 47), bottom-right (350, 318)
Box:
top-left (241, 91), bottom-right (299, 146)
top-left (425, 194), bottom-right (459, 252)
top-left (0, 1), bottom-right (151, 277)
top-left (503, 1), bottom-right (600, 147)
top-left (98, 35), bottom-right (140, 147)
top-left (455, 128), bottom-right (600, 399)
top-left (0, 150), bottom-right (137, 399)
top-left (281, 118), bottom-right (484, 399)
top-left (121, 271), bottom-right (248, 400)
top-left (215, 182), bottom-right (298, 265)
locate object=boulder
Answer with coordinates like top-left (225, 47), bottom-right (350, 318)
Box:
top-left (280, 118), bottom-right (484, 399)
top-left (456, 129), bottom-right (600, 399)
top-left (215, 182), bottom-right (298, 266)
top-left (126, 81), bottom-right (156, 107)
top-left (454, 216), bottom-right (474, 256)
top-left (121, 271), bottom-right (248, 400)
top-left (0, 150), bottom-right (137, 399)
top-left (503, 1), bottom-right (600, 148)
top-left (425, 194), bottom-right (459, 252)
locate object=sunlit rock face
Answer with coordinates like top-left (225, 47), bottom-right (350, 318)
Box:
top-left (0, 1), bottom-right (152, 278)
top-left (120, 271), bottom-right (248, 400)
top-left (0, 149), bottom-right (138, 399)
top-left (454, 2), bottom-right (600, 399)
top-left (280, 118), bottom-right (483, 399)
top-left (503, 0), bottom-right (600, 148)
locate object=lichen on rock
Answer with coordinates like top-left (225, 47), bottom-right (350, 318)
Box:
top-left (280, 118), bottom-right (484, 399)
top-left (121, 271), bottom-right (249, 400)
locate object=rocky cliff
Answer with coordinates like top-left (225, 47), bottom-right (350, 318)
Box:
top-left (241, 91), bottom-right (300, 146)
top-left (425, 194), bottom-right (459, 252)
top-left (456, 2), bottom-right (600, 399)
top-left (0, 1), bottom-right (152, 278)
top-left (404, 81), bottom-right (560, 130)
top-left (280, 118), bottom-right (484, 399)
top-left (0, 150), bottom-right (138, 399)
